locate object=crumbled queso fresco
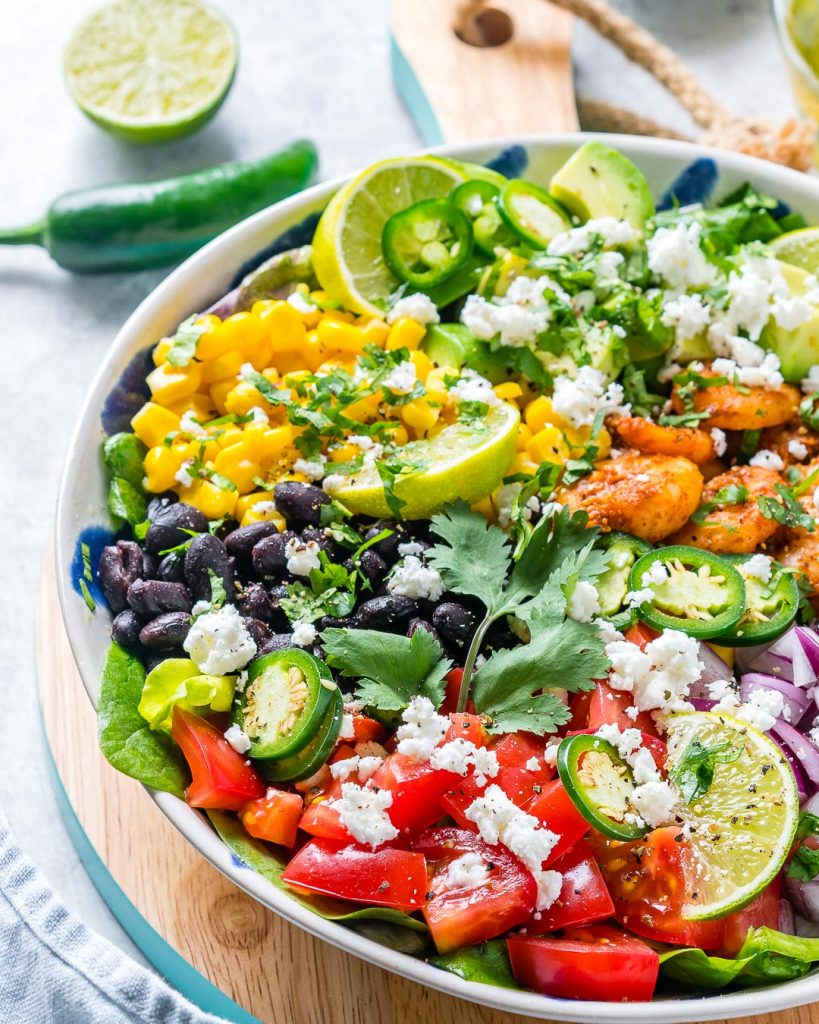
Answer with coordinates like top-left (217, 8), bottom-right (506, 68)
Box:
top-left (183, 604), bottom-right (257, 676)
top-left (387, 555), bottom-right (444, 601)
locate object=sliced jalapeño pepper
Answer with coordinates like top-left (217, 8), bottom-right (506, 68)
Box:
top-left (261, 684), bottom-right (343, 783)
top-left (450, 179), bottom-right (516, 257)
top-left (557, 734), bottom-right (650, 841)
top-left (497, 180), bottom-right (572, 249)
top-left (596, 532), bottom-right (654, 618)
top-left (232, 649), bottom-right (335, 761)
top-left (718, 555), bottom-right (800, 647)
top-left (382, 198), bottom-right (473, 289)
top-left (628, 546), bottom-right (745, 640)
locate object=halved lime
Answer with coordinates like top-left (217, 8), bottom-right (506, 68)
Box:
top-left (665, 710), bottom-right (798, 921)
top-left (326, 402), bottom-right (520, 519)
top-left (64, 0), bottom-right (237, 143)
top-left (311, 157), bottom-right (467, 316)
top-left (770, 227), bottom-right (819, 273)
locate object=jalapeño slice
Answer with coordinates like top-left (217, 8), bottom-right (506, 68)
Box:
top-left (718, 555), bottom-right (800, 647)
top-left (381, 197), bottom-right (473, 289)
top-left (450, 179), bottom-right (516, 257)
top-left (557, 734), bottom-right (650, 841)
top-left (596, 531), bottom-right (654, 618)
top-left (497, 179), bottom-right (572, 249)
top-left (628, 546), bottom-right (745, 640)
top-left (261, 684), bottom-right (343, 783)
top-left (233, 649), bottom-right (334, 761)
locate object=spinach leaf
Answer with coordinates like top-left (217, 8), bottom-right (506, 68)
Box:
top-left (97, 643), bottom-right (188, 797)
top-left (102, 432), bottom-right (147, 489)
top-left (430, 940), bottom-right (519, 988)
top-left (108, 477), bottom-right (148, 526)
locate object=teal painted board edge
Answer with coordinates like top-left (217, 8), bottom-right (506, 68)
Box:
top-left (42, 736), bottom-right (261, 1024)
top-left (390, 35), bottom-right (446, 146)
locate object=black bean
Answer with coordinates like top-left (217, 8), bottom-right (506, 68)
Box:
top-left (224, 521), bottom-right (281, 563)
top-left (144, 502), bottom-right (208, 554)
top-left (318, 614), bottom-right (352, 630)
top-left (236, 582), bottom-right (276, 623)
top-left (154, 552), bottom-right (185, 583)
top-left (407, 618), bottom-right (443, 645)
top-left (146, 493), bottom-right (178, 520)
top-left (99, 540), bottom-right (144, 613)
top-left (139, 612), bottom-right (191, 650)
top-left (273, 482), bottom-right (330, 528)
top-left (357, 549), bottom-right (389, 588)
top-left (302, 526), bottom-right (343, 561)
top-left (252, 531), bottom-right (295, 579)
top-left (256, 633), bottom-right (296, 657)
top-left (363, 521), bottom-right (404, 562)
top-left (111, 609), bottom-right (141, 648)
top-left (127, 579), bottom-right (192, 617)
top-left (184, 533), bottom-right (233, 603)
top-left (244, 617), bottom-right (272, 648)
top-left (141, 551), bottom-right (159, 579)
top-left (432, 602), bottom-right (476, 643)
top-left (355, 595), bottom-right (418, 632)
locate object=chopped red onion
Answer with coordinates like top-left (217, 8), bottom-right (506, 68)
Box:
top-left (740, 673), bottom-right (811, 725)
top-left (772, 719), bottom-right (819, 785)
top-left (688, 643), bottom-right (733, 699)
top-left (779, 898), bottom-right (797, 934)
top-left (786, 876), bottom-right (819, 923)
top-left (689, 698), bottom-right (716, 712)
top-left (750, 629), bottom-right (818, 688)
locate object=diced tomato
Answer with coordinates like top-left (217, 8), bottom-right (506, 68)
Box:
top-left (298, 780), bottom-right (348, 841)
top-left (171, 707), bottom-right (265, 811)
top-left (589, 826), bottom-right (725, 949)
top-left (350, 714), bottom-right (386, 743)
top-left (507, 925), bottom-right (660, 1002)
top-left (240, 788), bottom-right (303, 847)
top-left (282, 838), bottom-right (427, 911)
top-left (443, 712), bottom-right (487, 747)
top-left (370, 753), bottom-right (456, 831)
top-left (527, 778), bottom-right (589, 864)
top-left (720, 876), bottom-right (782, 955)
top-left (523, 841), bottom-right (614, 934)
top-left (624, 622), bottom-right (659, 651)
top-left (567, 689), bottom-right (593, 731)
top-left (587, 681), bottom-right (657, 736)
top-left (413, 826), bottom-right (536, 953)
top-left (442, 667), bottom-right (465, 715)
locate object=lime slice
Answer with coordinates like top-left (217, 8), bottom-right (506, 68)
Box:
top-left (326, 402), bottom-right (520, 519)
top-left (64, 0), bottom-right (237, 143)
top-left (665, 710), bottom-right (798, 921)
top-left (311, 157), bottom-right (467, 316)
top-left (770, 227), bottom-right (819, 273)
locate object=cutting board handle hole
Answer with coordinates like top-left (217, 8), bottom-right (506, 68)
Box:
top-left (453, 4), bottom-right (514, 47)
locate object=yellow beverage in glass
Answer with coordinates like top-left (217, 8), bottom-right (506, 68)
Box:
top-left (774, 0), bottom-right (819, 151)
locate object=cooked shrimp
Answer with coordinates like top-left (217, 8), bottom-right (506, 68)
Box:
top-left (609, 415), bottom-right (716, 466)
top-left (670, 366), bottom-right (798, 430)
top-left (759, 420), bottom-right (819, 467)
top-left (668, 465), bottom-right (783, 554)
top-left (774, 461), bottom-right (819, 598)
top-left (556, 451), bottom-right (703, 543)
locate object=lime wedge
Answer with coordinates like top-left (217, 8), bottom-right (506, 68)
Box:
top-left (64, 0), bottom-right (237, 143)
top-left (311, 157), bottom-right (467, 316)
top-left (770, 227), bottom-right (819, 273)
top-left (665, 710), bottom-right (798, 921)
top-left (326, 402), bottom-right (520, 519)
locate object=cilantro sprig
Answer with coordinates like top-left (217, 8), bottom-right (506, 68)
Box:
top-left (669, 737), bottom-right (742, 804)
top-left (691, 483), bottom-right (749, 529)
top-left (787, 812), bottom-right (819, 882)
top-left (165, 315), bottom-right (208, 368)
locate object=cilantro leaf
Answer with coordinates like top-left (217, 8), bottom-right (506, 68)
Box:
top-left (787, 812), bottom-right (819, 882)
top-left (669, 737), bottom-right (742, 804)
top-left (758, 484), bottom-right (816, 532)
top-left (165, 314), bottom-right (208, 368)
top-left (621, 365), bottom-right (664, 418)
top-left (206, 569), bottom-right (227, 608)
top-left (427, 501), bottom-right (512, 614)
top-left (321, 627), bottom-right (451, 711)
top-left (691, 483), bottom-right (749, 527)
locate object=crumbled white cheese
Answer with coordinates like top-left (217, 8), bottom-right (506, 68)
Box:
top-left (396, 696), bottom-right (449, 760)
top-left (338, 782), bottom-right (398, 848)
top-left (606, 629), bottom-right (701, 714)
top-left (714, 687), bottom-right (784, 732)
top-left (624, 586), bottom-right (655, 610)
top-left (442, 852), bottom-right (491, 890)
top-left (387, 293), bottom-right (440, 326)
top-left (707, 678), bottom-right (735, 701)
top-left (448, 368), bottom-right (501, 407)
top-left (525, 756), bottom-right (541, 772)
top-left (504, 274), bottom-right (570, 307)
top-left (789, 439), bottom-right (809, 461)
top-left (743, 554), bottom-right (773, 584)
top-left (183, 604), bottom-right (257, 675)
top-left (802, 366), bottom-right (819, 394)
top-left (387, 555), bottom-right (444, 601)
top-left (249, 405), bottom-right (269, 425)
top-left (291, 620), bottom-right (317, 647)
top-left (339, 711), bottom-right (356, 740)
top-left (711, 351), bottom-right (784, 390)
top-left (382, 359), bottom-right (418, 394)
top-left (461, 293), bottom-right (550, 348)
top-left (647, 222), bottom-right (716, 289)
top-left (180, 410), bottom-right (207, 437)
top-left (710, 428), bottom-right (727, 457)
top-left (662, 292), bottom-right (712, 344)
top-left (430, 739), bottom-right (500, 787)
top-left (293, 455), bottom-right (326, 481)
top-left (772, 294), bottom-right (813, 331)
top-left (329, 755), bottom-right (383, 783)
top-left (536, 870), bottom-right (564, 912)
top-left (749, 449), bottom-right (785, 471)
top-left (547, 217), bottom-right (638, 256)
top-left (641, 562), bottom-right (670, 588)
top-left (321, 473), bottom-right (345, 493)
top-left (398, 540), bottom-right (426, 557)
top-left (631, 780), bottom-right (677, 828)
top-left (287, 290), bottom-right (315, 314)
top-left (175, 460), bottom-right (195, 488)
top-left (594, 250), bottom-right (625, 282)
top-left (285, 538), bottom-right (322, 577)
top-left (224, 724), bottom-right (252, 755)
top-left (551, 365), bottom-right (628, 429)
top-left (253, 501), bottom-right (277, 516)
top-left (567, 581), bottom-right (600, 623)
top-left (593, 723), bottom-right (660, 787)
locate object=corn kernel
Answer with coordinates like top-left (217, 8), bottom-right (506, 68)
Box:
top-left (195, 480), bottom-right (239, 519)
top-left (509, 452), bottom-right (538, 476)
top-left (517, 423), bottom-right (533, 450)
top-left (146, 362), bottom-right (203, 406)
top-left (219, 312), bottom-right (266, 356)
top-left (213, 444), bottom-right (262, 493)
top-left (131, 403), bottom-right (181, 448)
top-left (217, 426), bottom-right (244, 449)
top-left (300, 332), bottom-right (325, 372)
top-left (245, 425), bottom-right (294, 463)
top-left (471, 496), bottom-right (495, 520)
top-left (344, 393), bottom-right (381, 423)
top-left (152, 338), bottom-right (173, 366)
top-left (386, 317), bottom-right (426, 352)
top-left (143, 444), bottom-right (188, 493)
top-left (494, 381), bottom-right (524, 402)
top-left (388, 424), bottom-right (409, 447)
top-left (258, 301), bottom-right (308, 354)
top-left (329, 443), bottom-right (360, 464)
top-left (167, 393), bottom-right (215, 421)
top-left (524, 395), bottom-right (554, 434)
top-left (241, 499), bottom-right (286, 529)
top-left (401, 397), bottom-right (440, 435)
top-left (410, 349), bottom-right (433, 383)
top-left (200, 350), bottom-right (245, 386)
top-left (526, 426), bottom-right (570, 465)
top-left (316, 319), bottom-right (367, 355)
top-left (195, 319), bottom-right (239, 362)
top-left (425, 367), bottom-right (452, 405)
top-left (236, 490), bottom-right (272, 519)
top-left (224, 381), bottom-right (269, 417)
top-left (360, 319), bottom-right (389, 347)
top-left (209, 380), bottom-right (235, 415)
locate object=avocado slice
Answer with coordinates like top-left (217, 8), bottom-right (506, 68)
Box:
top-left (549, 142), bottom-right (655, 230)
top-left (423, 323), bottom-right (477, 369)
top-left (760, 261), bottom-right (819, 382)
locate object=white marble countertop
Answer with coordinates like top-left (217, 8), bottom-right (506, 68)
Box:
top-left (0, 0), bottom-right (801, 978)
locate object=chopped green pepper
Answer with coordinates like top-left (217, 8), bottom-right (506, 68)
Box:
top-left (718, 555), bottom-right (799, 647)
top-left (497, 180), bottom-right (571, 249)
top-left (596, 531), bottom-right (654, 617)
top-left (450, 180), bottom-right (516, 257)
top-left (556, 734), bottom-right (650, 840)
top-left (261, 683), bottom-right (343, 783)
top-left (233, 649), bottom-right (335, 761)
top-left (381, 198), bottom-right (474, 289)
top-left (628, 546), bottom-right (746, 640)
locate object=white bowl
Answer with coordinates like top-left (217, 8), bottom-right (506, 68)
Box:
top-left (56, 133), bottom-right (819, 1022)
